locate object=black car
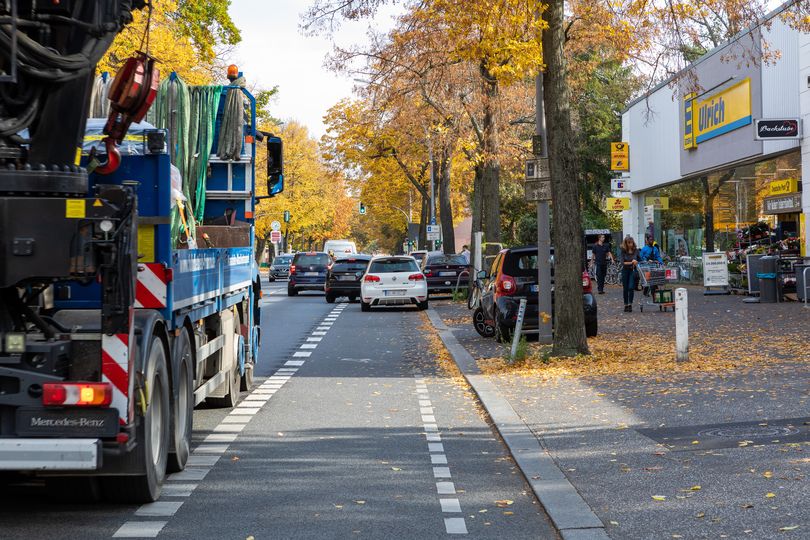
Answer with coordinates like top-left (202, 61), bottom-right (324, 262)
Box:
top-left (421, 252), bottom-right (470, 295)
top-left (476, 246), bottom-right (597, 342)
top-left (324, 254), bottom-right (372, 303)
top-left (288, 252), bottom-right (331, 296)
top-left (269, 254), bottom-right (293, 282)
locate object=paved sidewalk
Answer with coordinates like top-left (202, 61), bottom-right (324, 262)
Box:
top-left (431, 287), bottom-right (810, 539)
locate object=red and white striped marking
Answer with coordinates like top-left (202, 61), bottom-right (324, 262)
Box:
top-left (102, 333), bottom-right (130, 424)
top-left (135, 263), bottom-right (168, 309)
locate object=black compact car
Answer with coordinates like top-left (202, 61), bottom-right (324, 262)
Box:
top-left (268, 254), bottom-right (293, 282)
top-left (421, 252), bottom-right (470, 295)
top-left (475, 246), bottom-right (597, 342)
top-left (324, 255), bottom-right (372, 303)
top-left (288, 252), bottom-right (331, 296)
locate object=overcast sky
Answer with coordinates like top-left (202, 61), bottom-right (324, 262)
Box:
top-left (229, 1), bottom-right (401, 139)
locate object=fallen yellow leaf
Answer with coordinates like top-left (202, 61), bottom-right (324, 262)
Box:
top-left (763, 471), bottom-right (773, 478)
top-left (691, 485), bottom-right (701, 491)
top-left (652, 495), bottom-right (667, 501)
top-left (766, 493), bottom-right (776, 498)
top-left (778, 525), bottom-right (799, 531)
top-left (495, 499), bottom-right (514, 507)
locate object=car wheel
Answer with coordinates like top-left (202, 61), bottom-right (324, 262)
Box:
top-left (325, 293), bottom-right (335, 304)
top-left (361, 301), bottom-right (371, 312)
top-left (473, 307), bottom-right (495, 338)
top-left (585, 318), bottom-right (598, 337)
top-left (348, 295), bottom-right (357, 303)
top-left (287, 287), bottom-right (297, 297)
top-left (418, 300), bottom-right (429, 310)
top-left (268, 276), bottom-right (275, 282)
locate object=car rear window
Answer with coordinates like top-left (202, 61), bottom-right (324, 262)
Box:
top-left (502, 251), bottom-right (538, 277)
top-left (273, 257), bottom-right (291, 265)
top-left (369, 259), bottom-right (419, 273)
top-left (427, 255), bottom-right (466, 266)
top-left (294, 254), bottom-right (330, 266)
top-left (332, 260), bottom-right (369, 272)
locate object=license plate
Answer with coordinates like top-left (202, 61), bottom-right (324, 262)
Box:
top-left (384, 289), bottom-right (406, 296)
top-left (439, 271), bottom-right (456, 276)
top-left (530, 284), bottom-right (539, 293)
top-left (338, 275), bottom-right (355, 281)
top-left (304, 272), bottom-right (319, 276)
top-left (15, 407), bottom-right (119, 437)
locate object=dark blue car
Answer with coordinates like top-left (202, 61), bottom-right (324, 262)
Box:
top-left (288, 252), bottom-right (331, 296)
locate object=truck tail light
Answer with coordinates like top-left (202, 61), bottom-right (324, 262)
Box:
top-left (496, 274), bottom-right (517, 296)
top-left (408, 273), bottom-right (425, 281)
top-left (42, 383), bottom-right (112, 407)
top-left (364, 274), bottom-right (380, 282)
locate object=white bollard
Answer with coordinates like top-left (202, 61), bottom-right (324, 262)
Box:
top-left (473, 231), bottom-right (483, 274)
top-left (675, 287), bottom-right (689, 362)
top-left (510, 298), bottom-right (528, 362)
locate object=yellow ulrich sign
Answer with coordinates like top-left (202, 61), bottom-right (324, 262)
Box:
top-left (606, 197), bottom-right (630, 211)
top-left (684, 78), bottom-right (751, 146)
top-left (769, 178), bottom-right (798, 196)
top-left (644, 196), bottom-right (669, 210)
top-left (610, 142), bottom-right (629, 171)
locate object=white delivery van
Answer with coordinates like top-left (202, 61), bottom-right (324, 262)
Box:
top-left (323, 239), bottom-right (358, 257)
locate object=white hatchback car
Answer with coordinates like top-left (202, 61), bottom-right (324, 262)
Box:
top-left (360, 256), bottom-right (428, 311)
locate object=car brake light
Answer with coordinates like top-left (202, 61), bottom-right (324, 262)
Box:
top-left (424, 269), bottom-right (432, 277)
top-left (496, 274), bottom-right (517, 296)
top-left (42, 382), bottom-right (112, 407)
top-left (364, 275), bottom-right (380, 282)
top-left (582, 272), bottom-right (593, 293)
top-left (290, 264), bottom-right (296, 274)
top-left (408, 273), bottom-right (425, 281)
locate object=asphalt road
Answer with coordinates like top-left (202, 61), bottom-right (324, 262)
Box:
top-left (0, 281), bottom-right (556, 539)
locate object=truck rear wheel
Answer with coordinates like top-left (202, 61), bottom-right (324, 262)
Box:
top-left (207, 312), bottom-right (242, 408)
top-left (168, 329), bottom-right (193, 473)
top-left (103, 334), bottom-right (170, 503)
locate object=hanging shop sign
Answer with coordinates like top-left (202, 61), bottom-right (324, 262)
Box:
top-left (683, 78), bottom-right (752, 147)
top-left (703, 252), bottom-right (730, 288)
top-left (763, 193), bottom-right (802, 214)
top-left (606, 197), bottom-right (630, 211)
top-left (610, 142), bottom-right (629, 171)
top-left (644, 196), bottom-right (669, 210)
top-left (768, 178), bottom-right (798, 196)
top-left (611, 178), bottom-right (629, 191)
top-left (755, 118), bottom-right (801, 140)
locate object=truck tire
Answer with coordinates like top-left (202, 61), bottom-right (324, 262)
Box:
top-left (167, 329), bottom-right (193, 473)
top-left (103, 334), bottom-right (170, 503)
top-left (208, 313), bottom-right (242, 408)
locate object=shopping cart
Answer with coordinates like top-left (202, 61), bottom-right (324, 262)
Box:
top-left (636, 262), bottom-right (678, 312)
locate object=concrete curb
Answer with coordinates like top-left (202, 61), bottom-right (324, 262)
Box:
top-left (425, 309), bottom-right (609, 540)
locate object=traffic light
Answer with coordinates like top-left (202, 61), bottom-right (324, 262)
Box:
top-left (435, 238), bottom-right (442, 249)
top-left (283, 210), bottom-right (291, 223)
top-left (359, 202), bottom-right (366, 215)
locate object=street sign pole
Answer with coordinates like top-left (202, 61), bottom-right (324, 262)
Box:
top-left (429, 144), bottom-right (436, 252)
top-left (535, 70), bottom-right (553, 344)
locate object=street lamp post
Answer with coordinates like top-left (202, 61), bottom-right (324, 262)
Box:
top-left (536, 72), bottom-right (553, 344)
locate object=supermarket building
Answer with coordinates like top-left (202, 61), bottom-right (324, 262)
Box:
top-left (620, 4), bottom-right (810, 259)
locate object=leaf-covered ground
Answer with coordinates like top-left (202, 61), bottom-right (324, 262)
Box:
top-left (432, 287), bottom-right (810, 539)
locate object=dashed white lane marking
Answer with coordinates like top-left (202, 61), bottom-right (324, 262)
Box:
top-left (413, 371), bottom-right (468, 535)
top-left (114, 303), bottom-right (348, 538)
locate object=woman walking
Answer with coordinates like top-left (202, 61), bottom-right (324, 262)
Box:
top-left (620, 236), bottom-right (639, 312)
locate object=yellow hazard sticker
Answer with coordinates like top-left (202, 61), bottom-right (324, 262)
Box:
top-left (65, 199), bottom-right (86, 218)
top-left (75, 147), bottom-right (82, 165)
top-left (93, 198), bottom-right (103, 207)
top-left (138, 225), bottom-right (155, 263)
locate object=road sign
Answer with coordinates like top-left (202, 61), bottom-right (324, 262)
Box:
top-left (605, 197), bottom-right (630, 211)
top-left (270, 230), bottom-right (282, 243)
top-left (525, 157), bottom-right (551, 180)
top-left (610, 142), bottom-right (629, 171)
top-left (524, 179), bottom-right (551, 202)
top-left (426, 224), bottom-right (441, 241)
top-left (271, 220), bottom-right (281, 232)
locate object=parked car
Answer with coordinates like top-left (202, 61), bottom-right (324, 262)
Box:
top-left (288, 251), bottom-right (331, 296)
top-left (421, 252), bottom-right (470, 295)
top-left (475, 245), bottom-right (597, 342)
top-left (360, 256), bottom-right (428, 311)
top-left (323, 239), bottom-right (357, 258)
top-left (409, 250), bottom-right (428, 266)
top-left (268, 254), bottom-right (293, 282)
top-left (325, 254), bottom-right (372, 303)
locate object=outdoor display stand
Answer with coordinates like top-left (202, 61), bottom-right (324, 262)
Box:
top-left (702, 252), bottom-right (730, 295)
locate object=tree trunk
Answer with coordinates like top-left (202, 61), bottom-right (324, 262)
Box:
top-left (703, 178), bottom-right (716, 253)
top-left (480, 62), bottom-right (501, 243)
top-left (439, 148), bottom-right (455, 253)
top-left (419, 194), bottom-right (428, 250)
top-left (543, 0), bottom-right (589, 356)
